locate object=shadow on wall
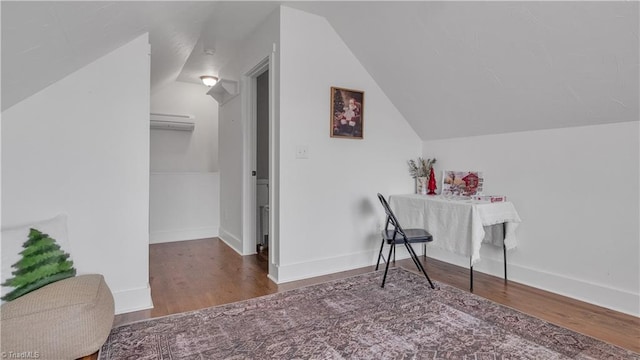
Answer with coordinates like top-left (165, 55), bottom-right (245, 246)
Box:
top-left (355, 196), bottom-right (382, 250)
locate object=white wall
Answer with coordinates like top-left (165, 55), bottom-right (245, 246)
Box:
top-left (217, 9), bottom-right (280, 255)
top-left (149, 81), bottom-right (220, 243)
top-left (1, 34), bottom-right (152, 314)
top-left (150, 81), bottom-right (219, 172)
top-left (149, 172), bottom-right (219, 243)
top-left (423, 121), bottom-right (639, 316)
top-left (276, 7), bottom-right (422, 282)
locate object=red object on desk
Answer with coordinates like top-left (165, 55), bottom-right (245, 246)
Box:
top-left (427, 167), bottom-right (437, 195)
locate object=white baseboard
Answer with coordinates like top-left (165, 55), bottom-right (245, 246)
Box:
top-left (218, 227), bottom-right (243, 255)
top-left (112, 284), bottom-right (153, 315)
top-left (426, 248), bottom-right (640, 317)
top-left (276, 244), bottom-right (638, 316)
top-left (267, 262), bottom-right (280, 283)
top-left (274, 243), bottom-right (421, 284)
top-left (149, 226), bottom-right (218, 244)
top-left (267, 273), bottom-right (279, 284)
top-left (508, 261), bottom-right (639, 317)
top-left (277, 248), bottom-right (384, 284)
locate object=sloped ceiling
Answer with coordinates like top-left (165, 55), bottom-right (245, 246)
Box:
top-left (176, 2), bottom-right (281, 85)
top-left (292, 1), bottom-right (639, 140)
top-left (2, 1), bottom-right (638, 140)
top-left (1, 1), bottom-right (216, 111)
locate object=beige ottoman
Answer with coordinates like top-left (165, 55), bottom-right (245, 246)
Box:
top-left (1, 274), bottom-right (115, 359)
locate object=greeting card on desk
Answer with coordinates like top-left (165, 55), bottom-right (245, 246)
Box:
top-left (442, 171), bottom-right (484, 196)
top-left (473, 195), bottom-right (506, 203)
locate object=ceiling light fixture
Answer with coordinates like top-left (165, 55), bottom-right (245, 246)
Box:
top-left (200, 75), bottom-right (218, 87)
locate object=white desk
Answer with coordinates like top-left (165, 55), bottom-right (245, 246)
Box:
top-left (389, 194), bottom-right (522, 290)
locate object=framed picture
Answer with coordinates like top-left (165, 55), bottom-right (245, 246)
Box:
top-left (330, 87), bottom-right (364, 139)
top-left (441, 170), bottom-right (484, 196)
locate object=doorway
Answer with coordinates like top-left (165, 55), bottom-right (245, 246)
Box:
top-left (243, 54), bottom-right (277, 281)
top-left (255, 70), bottom-right (269, 254)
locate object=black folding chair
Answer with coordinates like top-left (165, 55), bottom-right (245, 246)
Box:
top-left (376, 193), bottom-right (435, 289)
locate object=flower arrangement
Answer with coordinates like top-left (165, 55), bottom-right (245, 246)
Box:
top-left (407, 157), bottom-right (436, 179)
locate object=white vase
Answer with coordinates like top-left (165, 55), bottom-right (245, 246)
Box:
top-left (416, 177), bottom-right (428, 195)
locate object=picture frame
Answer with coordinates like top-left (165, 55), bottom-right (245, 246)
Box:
top-left (441, 170), bottom-right (484, 197)
top-left (330, 86), bottom-right (364, 139)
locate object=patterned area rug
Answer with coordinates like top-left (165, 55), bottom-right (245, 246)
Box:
top-left (99, 268), bottom-right (638, 359)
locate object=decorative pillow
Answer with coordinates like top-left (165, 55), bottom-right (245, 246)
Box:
top-left (1, 228), bottom-right (76, 301)
top-left (1, 214), bottom-right (73, 301)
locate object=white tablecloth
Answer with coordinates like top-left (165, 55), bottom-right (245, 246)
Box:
top-left (389, 194), bottom-right (522, 264)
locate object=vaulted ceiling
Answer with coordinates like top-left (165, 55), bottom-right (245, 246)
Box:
top-left (2, 1), bottom-right (638, 140)
top-left (1, 1), bottom-right (215, 110)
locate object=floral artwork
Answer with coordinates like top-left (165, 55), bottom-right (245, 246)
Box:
top-left (442, 171), bottom-right (484, 196)
top-left (330, 87), bottom-right (364, 139)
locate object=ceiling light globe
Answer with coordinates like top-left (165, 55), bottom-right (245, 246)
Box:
top-left (200, 76), bottom-right (218, 87)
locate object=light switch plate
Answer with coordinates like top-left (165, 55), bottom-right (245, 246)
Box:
top-left (296, 145), bottom-right (309, 159)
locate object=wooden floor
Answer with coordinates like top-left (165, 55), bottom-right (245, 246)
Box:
top-left (84, 237), bottom-right (639, 359)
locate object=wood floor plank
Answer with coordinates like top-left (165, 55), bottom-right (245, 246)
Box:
top-left (84, 238), bottom-right (638, 359)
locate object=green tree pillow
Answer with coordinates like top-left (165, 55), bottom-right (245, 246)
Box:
top-left (1, 228), bottom-right (76, 301)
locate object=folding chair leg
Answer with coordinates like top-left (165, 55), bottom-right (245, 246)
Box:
top-left (503, 243), bottom-right (508, 283)
top-left (381, 242), bottom-right (395, 288)
top-left (470, 257), bottom-right (473, 292)
top-left (405, 242), bottom-right (435, 289)
top-left (392, 244), bottom-right (396, 264)
top-left (375, 238), bottom-right (386, 271)
top-left (406, 243), bottom-right (423, 270)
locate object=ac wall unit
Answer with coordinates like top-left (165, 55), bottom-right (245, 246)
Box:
top-left (150, 113), bottom-right (195, 131)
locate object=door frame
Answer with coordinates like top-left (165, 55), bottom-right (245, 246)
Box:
top-left (241, 48), bottom-right (279, 281)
